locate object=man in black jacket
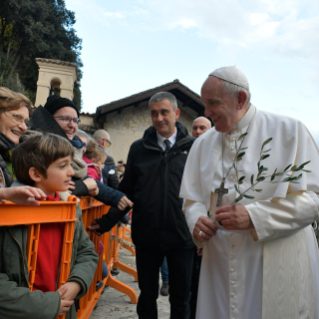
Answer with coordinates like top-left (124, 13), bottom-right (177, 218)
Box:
top-left (90, 92), bottom-right (195, 319)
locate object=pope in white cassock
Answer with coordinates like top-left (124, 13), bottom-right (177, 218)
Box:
top-left (180, 66), bottom-right (319, 319)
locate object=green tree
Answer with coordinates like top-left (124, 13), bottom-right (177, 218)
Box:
top-left (0, 0), bottom-right (83, 110)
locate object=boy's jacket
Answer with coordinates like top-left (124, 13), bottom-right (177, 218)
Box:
top-left (0, 197), bottom-right (98, 319)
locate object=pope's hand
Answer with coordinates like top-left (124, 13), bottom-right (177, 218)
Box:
top-left (194, 216), bottom-right (218, 242)
top-left (215, 205), bottom-right (254, 230)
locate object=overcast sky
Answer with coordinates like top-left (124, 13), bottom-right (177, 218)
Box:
top-left (66, 0), bottom-right (319, 143)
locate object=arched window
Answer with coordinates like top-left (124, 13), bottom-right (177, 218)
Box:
top-left (50, 78), bottom-right (61, 96)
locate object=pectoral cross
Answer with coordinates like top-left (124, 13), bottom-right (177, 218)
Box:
top-left (214, 180), bottom-right (228, 207)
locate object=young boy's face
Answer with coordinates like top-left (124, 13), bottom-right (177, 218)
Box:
top-left (32, 155), bottom-right (74, 196)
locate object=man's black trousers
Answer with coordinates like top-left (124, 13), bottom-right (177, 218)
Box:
top-left (136, 245), bottom-right (194, 319)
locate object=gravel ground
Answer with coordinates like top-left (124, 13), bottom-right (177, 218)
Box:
top-left (89, 247), bottom-right (170, 319)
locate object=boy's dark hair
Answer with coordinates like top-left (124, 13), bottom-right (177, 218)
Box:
top-left (12, 132), bottom-right (74, 186)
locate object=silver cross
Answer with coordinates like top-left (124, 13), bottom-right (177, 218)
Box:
top-left (214, 181), bottom-right (228, 207)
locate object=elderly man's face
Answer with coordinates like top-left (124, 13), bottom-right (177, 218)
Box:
top-left (150, 99), bottom-right (180, 138)
top-left (192, 118), bottom-right (211, 138)
top-left (96, 133), bottom-right (111, 151)
top-left (201, 77), bottom-right (240, 133)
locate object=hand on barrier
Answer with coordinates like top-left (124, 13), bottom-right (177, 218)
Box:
top-left (0, 186), bottom-right (47, 205)
top-left (57, 286), bottom-right (74, 316)
top-left (67, 180), bottom-right (75, 194)
top-left (83, 178), bottom-right (99, 196)
top-left (118, 196), bottom-right (133, 211)
top-left (88, 219), bottom-right (102, 236)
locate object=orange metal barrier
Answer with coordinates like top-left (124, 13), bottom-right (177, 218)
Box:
top-left (77, 197), bottom-right (138, 319)
top-left (121, 225), bottom-right (135, 256)
top-left (105, 224), bottom-right (138, 303)
top-left (0, 196), bottom-right (78, 319)
top-left (0, 195), bottom-right (137, 319)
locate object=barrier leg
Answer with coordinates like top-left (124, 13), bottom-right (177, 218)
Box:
top-left (113, 259), bottom-right (138, 282)
top-left (106, 274), bottom-right (138, 304)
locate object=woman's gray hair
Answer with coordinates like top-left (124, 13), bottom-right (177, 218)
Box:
top-left (75, 129), bottom-right (92, 145)
top-left (223, 81), bottom-right (251, 105)
top-left (148, 92), bottom-right (178, 110)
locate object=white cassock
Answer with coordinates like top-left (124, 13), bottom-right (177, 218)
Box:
top-left (180, 104), bottom-right (319, 319)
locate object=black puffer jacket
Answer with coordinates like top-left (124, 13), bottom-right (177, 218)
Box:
top-left (0, 131), bottom-right (16, 187)
top-left (97, 122), bottom-right (195, 250)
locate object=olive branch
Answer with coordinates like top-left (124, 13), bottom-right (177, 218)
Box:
top-left (231, 133), bottom-right (311, 205)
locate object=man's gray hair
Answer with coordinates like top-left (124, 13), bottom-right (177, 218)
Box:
top-left (93, 129), bottom-right (109, 141)
top-left (148, 92), bottom-right (178, 110)
top-left (223, 81), bottom-right (251, 106)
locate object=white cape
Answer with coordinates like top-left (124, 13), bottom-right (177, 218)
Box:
top-left (180, 106), bottom-right (319, 319)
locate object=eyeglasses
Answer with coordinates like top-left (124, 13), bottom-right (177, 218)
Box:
top-left (99, 138), bottom-right (112, 147)
top-left (53, 116), bottom-right (81, 126)
top-left (4, 111), bottom-right (31, 127)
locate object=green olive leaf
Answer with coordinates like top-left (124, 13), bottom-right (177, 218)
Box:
top-left (284, 164), bottom-right (292, 172)
top-left (238, 132), bottom-right (248, 141)
top-left (235, 195), bottom-right (243, 202)
top-left (261, 137), bottom-right (272, 151)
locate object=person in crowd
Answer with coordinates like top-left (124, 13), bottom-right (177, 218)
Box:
top-left (180, 66), bottom-right (319, 319)
top-left (188, 116), bottom-right (211, 319)
top-left (0, 87), bottom-right (46, 203)
top-left (83, 139), bottom-right (107, 183)
top-left (160, 258), bottom-right (169, 296)
top-left (93, 129), bottom-right (119, 188)
top-left (191, 116), bottom-right (212, 138)
top-left (30, 95), bottom-right (133, 211)
top-left (0, 132), bottom-right (98, 319)
top-left (75, 129), bottom-right (91, 154)
top-left (89, 91), bottom-right (195, 319)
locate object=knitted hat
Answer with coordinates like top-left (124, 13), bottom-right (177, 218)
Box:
top-left (44, 95), bottom-right (79, 117)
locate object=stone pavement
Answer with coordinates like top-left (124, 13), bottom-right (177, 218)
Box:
top-left (89, 247), bottom-right (170, 319)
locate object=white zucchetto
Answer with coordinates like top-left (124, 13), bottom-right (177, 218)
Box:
top-left (209, 66), bottom-right (249, 90)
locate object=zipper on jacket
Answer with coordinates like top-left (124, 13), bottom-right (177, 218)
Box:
top-left (8, 228), bottom-right (29, 285)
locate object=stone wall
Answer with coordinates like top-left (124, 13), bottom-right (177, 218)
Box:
top-left (102, 101), bottom-right (197, 163)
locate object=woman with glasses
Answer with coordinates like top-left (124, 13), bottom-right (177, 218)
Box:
top-left (30, 95), bottom-right (133, 210)
top-left (0, 87), bottom-right (46, 204)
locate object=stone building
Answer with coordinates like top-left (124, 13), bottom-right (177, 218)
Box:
top-left (90, 80), bottom-right (205, 163)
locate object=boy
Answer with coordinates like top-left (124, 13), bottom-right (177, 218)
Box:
top-left (0, 132), bottom-right (98, 319)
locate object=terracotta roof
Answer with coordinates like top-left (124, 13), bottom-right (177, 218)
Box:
top-left (95, 80), bottom-right (205, 121)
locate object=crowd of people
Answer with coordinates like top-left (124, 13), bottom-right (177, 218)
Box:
top-left (1, 65), bottom-right (319, 319)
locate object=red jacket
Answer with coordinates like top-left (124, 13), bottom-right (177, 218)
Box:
top-left (83, 156), bottom-right (102, 182)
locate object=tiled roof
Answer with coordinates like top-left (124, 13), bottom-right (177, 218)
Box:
top-left (95, 79), bottom-right (204, 118)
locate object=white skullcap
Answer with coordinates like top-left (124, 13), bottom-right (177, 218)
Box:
top-left (209, 66), bottom-right (249, 90)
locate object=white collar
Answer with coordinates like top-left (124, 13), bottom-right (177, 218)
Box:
top-left (157, 128), bottom-right (177, 151)
top-left (229, 104), bottom-right (257, 133)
